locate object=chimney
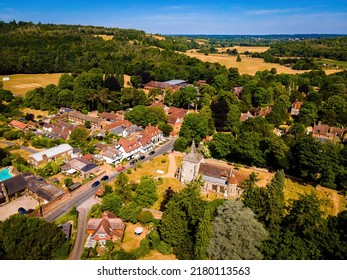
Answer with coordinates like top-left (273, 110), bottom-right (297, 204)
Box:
top-left (42, 154), bottom-right (48, 163)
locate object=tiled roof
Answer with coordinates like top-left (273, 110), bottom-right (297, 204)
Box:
top-left (9, 120), bottom-right (27, 130)
top-left (87, 212), bottom-right (125, 239)
top-left (198, 163), bottom-right (230, 180)
top-left (68, 110), bottom-right (103, 124)
top-left (142, 124), bottom-right (162, 139)
top-left (117, 138), bottom-right (141, 153)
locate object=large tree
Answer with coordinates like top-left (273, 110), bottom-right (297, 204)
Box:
top-left (0, 214), bottom-right (70, 260)
top-left (207, 200), bottom-right (268, 260)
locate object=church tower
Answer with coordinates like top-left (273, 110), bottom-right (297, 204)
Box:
top-left (179, 141), bottom-right (204, 183)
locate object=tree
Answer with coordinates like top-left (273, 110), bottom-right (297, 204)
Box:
top-left (179, 113), bottom-right (209, 144)
top-left (0, 214), bottom-right (70, 259)
top-left (135, 177), bottom-right (158, 207)
top-left (114, 172), bottom-right (132, 201)
top-left (84, 121), bottom-right (91, 129)
top-left (101, 192), bottom-right (123, 215)
top-left (236, 54), bottom-right (242, 62)
top-left (69, 127), bottom-right (89, 147)
top-left (194, 208), bottom-right (213, 260)
top-left (207, 200), bottom-right (268, 260)
top-left (224, 104), bottom-right (241, 134)
top-left (159, 186), bottom-right (176, 212)
top-left (64, 177), bottom-right (73, 187)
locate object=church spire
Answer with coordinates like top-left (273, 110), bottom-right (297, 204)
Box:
top-left (189, 140), bottom-right (197, 154)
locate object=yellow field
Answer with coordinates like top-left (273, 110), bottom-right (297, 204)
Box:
top-left (124, 74), bottom-right (131, 87)
top-left (146, 34), bottom-right (165, 41)
top-left (122, 223), bottom-right (148, 252)
top-left (185, 51), bottom-right (342, 75)
top-left (93, 34), bottom-right (113, 41)
top-left (140, 250), bottom-right (177, 260)
top-left (1, 73), bottom-right (63, 96)
top-left (217, 46), bottom-right (270, 53)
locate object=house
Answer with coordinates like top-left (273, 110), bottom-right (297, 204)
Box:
top-left (167, 107), bottom-right (188, 126)
top-left (232, 86), bottom-right (243, 98)
top-left (28, 144), bottom-right (73, 167)
top-left (105, 120), bottom-right (141, 137)
top-left (116, 138), bottom-right (142, 160)
top-left (177, 142), bottom-right (243, 198)
top-left (312, 123), bottom-right (346, 142)
top-left (86, 212), bottom-right (125, 245)
top-left (139, 136), bottom-right (153, 153)
top-left (0, 174), bottom-right (28, 204)
top-left (240, 111), bottom-right (254, 122)
top-left (101, 146), bottom-right (123, 164)
top-left (99, 111), bottom-right (123, 122)
top-left (82, 154), bottom-right (94, 162)
top-left (61, 157), bottom-right (100, 178)
top-left (9, 120), bottom-right (27, 131)
top-left (144, 79), bottom-right (188, 92)
top-left (290, 100), bottom-right (303, 116)
top-left (42, 121), bottom-right (74, 140)
top-left (142, 123), bottom-right (162, 144)
top-left (67, 110), bottom-right (106, 130)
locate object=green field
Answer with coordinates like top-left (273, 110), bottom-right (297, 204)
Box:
top-left (316, 58), bottom-right (347, 68)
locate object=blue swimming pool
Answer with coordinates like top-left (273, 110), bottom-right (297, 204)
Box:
top-left (0, 168), bottom-right (13, 181)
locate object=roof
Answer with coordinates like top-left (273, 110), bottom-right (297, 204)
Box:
top-left (81, 163), bottom-right (98, 173)
top-left (82, 154), bottom-right (94, 162)
top-left (140, 136), bottom-right (152, 146)
top-left (87, 212), bottom-right (125, 239)
top-left (99, 111), bottom-right (122, 121)
top-left (183, 142), bottom-right (203, 163)
top-left (198, 163), bottom-right (230, 181)
top-left (117, 138), bottom-right (141, 153)
top-left (240, 111), bottom-right (254, 122)
top-left (29, 144), bottom-right (73, 162)
top-left (68, 110), bottom-right (103, 124)
top-left (168, 107), bottom-right (187, 119)
top-left (292, 100), bottom-right (303, 109)
top-left (68, 182), bottom-right (82, 191)
top-left (164, 79), bottom-right (187, 86)
top-left (105, 120), bottom-right (133, 131)
top-left (9, 120), bottom-right (27, 130)
top-left (144, 81), bottom-right (170, 89)
top-left (0, 174), bottom-right (28, 196)
top-left (313, 124), bottom-right (345, 137)
top-left (142, 124), bottom-right (162, 139)
top-left (102, 146), bottom-right (121, 158)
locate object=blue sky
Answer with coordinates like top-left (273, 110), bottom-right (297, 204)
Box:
top-left (0, 1), bottom-right (346, 34)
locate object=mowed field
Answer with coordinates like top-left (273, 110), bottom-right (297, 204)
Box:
top-left (216, 46), bottom-right (270, 53)
top-left (1, 73), bottom-right (63, 96)
top-left (185, 49), bottom-right (342, 75)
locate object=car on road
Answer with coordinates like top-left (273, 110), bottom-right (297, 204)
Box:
top-left (116, 166), bottom-right (125, 172)
top-left (91, 181), bottom-right (100, 188)
top-left (18, 207), bottom-right (27, 215)
top-left (139, 155), bottom-right (145, 160)
top-left (149, 150), bottom-right (155, 155)
top-left (101, 175), bottom-right (109, 181)
top-left (130, 160), bottom-right (136, 165)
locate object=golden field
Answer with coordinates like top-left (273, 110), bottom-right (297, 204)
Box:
top-left (1, 73), bottom-right (63, 96)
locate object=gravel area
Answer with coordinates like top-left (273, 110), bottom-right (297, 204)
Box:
top-left (0, 196), bottom-right (39, 221)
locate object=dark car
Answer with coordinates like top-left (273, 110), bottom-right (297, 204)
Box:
top-left (91, 181), bottom-right (100, 188)
top-left (130, 160), bottom-right (136, 165)
top-left (139, 155), bottom-right (145, 160)
top-left (101, 175), bottom-right (109, 181)
top-left (27, 208), bottom-right (34, 214)
top-left (18, 207), bottom-right (27, 215)
top-left (149, 150), bottom-right (155, 155)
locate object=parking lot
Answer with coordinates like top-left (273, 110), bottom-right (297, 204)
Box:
top-left (0, 196), bottom-right (39, 221)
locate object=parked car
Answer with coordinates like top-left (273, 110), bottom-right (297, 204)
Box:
top-left (116, 166), bottom-right (125, 172)
top-left (27, 208), bottom-right (34, 214)
top-left (130, 160), bottom-right (136, 165)
top-left (149, 150), bottom-right (155, 155)
top-left (18, 207), bottom-right (27, 215)
top-left (91, 181), bottom-right (100, 188)
top-left (101, 175), bottom-right (109, 181)
top-left (139, 155), bottom-right (145, 160)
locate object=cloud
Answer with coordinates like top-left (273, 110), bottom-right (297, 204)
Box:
top-left (163, 5), bottom-right (188, 10)
top-left (246, 8), bottom-right (302, 15)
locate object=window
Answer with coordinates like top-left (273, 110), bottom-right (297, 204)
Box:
top-left (98, 233), bottom-right (106, 238)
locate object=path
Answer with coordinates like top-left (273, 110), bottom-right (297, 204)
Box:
top-left (162, 152), bottom-right (177, 178)
top-left (0, 140), bottom-right (37, 154)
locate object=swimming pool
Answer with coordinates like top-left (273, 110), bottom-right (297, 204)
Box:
top-left (0, 168), bottom-right (13, 181)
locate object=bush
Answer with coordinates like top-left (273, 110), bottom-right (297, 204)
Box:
top-left (161, 158), bottom-right (166, 163)
top-left (148, 230), bottom-right (161, 249)
top-left (157, 177), bottom-right (163, 185)
top-left (157, 241), bottom-right (173, 255)
top-left (105, 240), bottom-right (115, 251)
top-left (131, 238), bottom-right (151, 259)
top-left (127, 169), bottom-right (132, 174)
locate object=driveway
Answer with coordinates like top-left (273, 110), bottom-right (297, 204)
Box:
top-left (0, 195), bottom-right (39, 221)
top-left (0, 140), bottom-right (37, 154)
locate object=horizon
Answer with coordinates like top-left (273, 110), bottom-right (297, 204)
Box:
top-left (0, 1), bottom-right (346, 34)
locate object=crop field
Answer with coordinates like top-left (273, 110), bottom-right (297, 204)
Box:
top-left (92, 34), bottom-right (113, 40)
top-left (216, 46), bottom-right (270, 53)
top-left (185, 50), bottom-right (342, 75)
top-left (1, 73), bottom-right (63, 96)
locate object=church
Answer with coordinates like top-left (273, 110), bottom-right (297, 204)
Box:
top-left (176, 142), bottom-right (243, 198)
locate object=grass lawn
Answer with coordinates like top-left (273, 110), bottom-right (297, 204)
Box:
top-left (121, 223), bottom-right (148, 252)
top-left (0, 73), bottom-right (63, 96)
top-left (316, 58), bottom-right (347, 68)
top-left (127, 155), bottom-right (169, 182)
top-left (10, 149), bottom-right (32, 161)
top-left (140, 249), bottom-right (177, 260)
top-left (152, 178), bottom-right (185, 211)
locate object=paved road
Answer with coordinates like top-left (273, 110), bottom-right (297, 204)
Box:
top-left (68, 208), bottom-right (88, 260)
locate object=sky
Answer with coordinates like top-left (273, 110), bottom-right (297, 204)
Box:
top-left (0, 0), bottom-right (346, 35)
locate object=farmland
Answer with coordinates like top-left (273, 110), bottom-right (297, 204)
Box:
top-left (1, 73), bottom-right (62, 96)
top-left (185, 49), bottom-right (342, 75)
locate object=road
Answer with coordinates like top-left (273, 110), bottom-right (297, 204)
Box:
top-left (42, 137), bottom-right (175, 259)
